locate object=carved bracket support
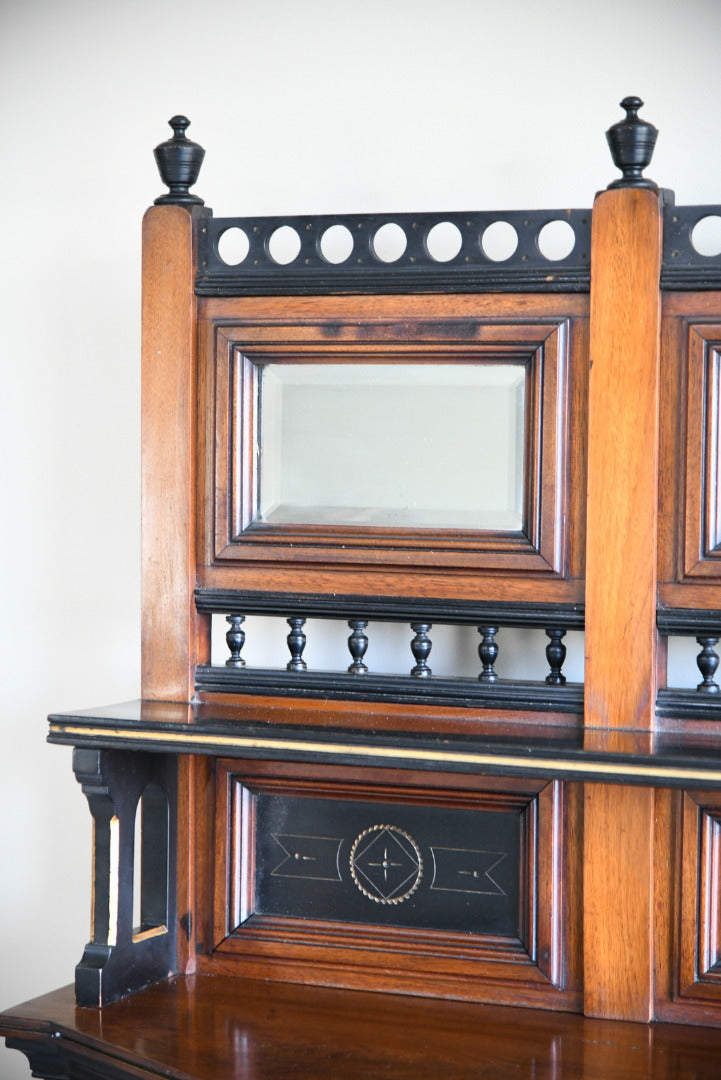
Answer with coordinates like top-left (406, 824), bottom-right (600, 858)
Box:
top-left (72, 748), bottom-right (178, 1006)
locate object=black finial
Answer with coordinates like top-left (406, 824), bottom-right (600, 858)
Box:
top-left (153, 115), bottom-right (205, 206)
top-left (605, 96), bottom-right (658, 191)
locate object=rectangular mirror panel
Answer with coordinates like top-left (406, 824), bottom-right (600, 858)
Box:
top-left (257, 362), bottom-right (526, 530)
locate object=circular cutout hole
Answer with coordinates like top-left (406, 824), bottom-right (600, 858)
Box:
top-left (481, 220), bottom-right (518, 262)
top-left (217, 226), bottom-right (249, 266)
top-left (319, 223), bottom-right (354, 264)
top-left (268, 225), bottom-right (301, 265)
top-left (691, 215), bottom-right (721, 258)
top-left (537, 219), bottom-right (576, 261)
top-left (372, 222), bottom-right (407, 263)
top-left (426, 221), bottom-right (462, 262)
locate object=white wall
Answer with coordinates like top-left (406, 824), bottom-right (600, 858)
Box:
top-left (2, 1), bottom-right (721, 1075)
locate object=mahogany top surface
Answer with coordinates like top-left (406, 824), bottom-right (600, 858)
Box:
top-left (48, 699), bottom-right (721, 788)
top-left (4, 975), bottom-right (721, 1080)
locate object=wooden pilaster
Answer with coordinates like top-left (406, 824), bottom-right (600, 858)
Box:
top-left (585, 187), bottom-right (663, 732)
top-left (583, 187), bottom-right (663, 1021)
top-left (141, 204), bottom-right (208, 701)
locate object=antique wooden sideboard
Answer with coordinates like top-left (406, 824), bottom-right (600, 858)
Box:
top-left (8, 98), bottom-right (721, 1077)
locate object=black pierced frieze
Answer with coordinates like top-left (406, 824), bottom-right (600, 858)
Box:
top-left (247, 793), bottom-right (521, 938)
top-left (196, 209), bottom-right (591, 296)
top-left (662, 204), bottom-right (721, 290)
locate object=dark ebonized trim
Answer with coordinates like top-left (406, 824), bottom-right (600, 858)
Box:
top-left (656, 688), bottom-right (721, 722)
top-left (71, 750), bottom-right (178, 1007)
top-left (195, 588), bottom-right (585, 629)
top-left (46, 701), bottom-right (721, 789)
top-left (4, 1028), bottom-right (165, 1080)
top-left (661, 204), bottom-right (721, 290)
top-left (660, 267), bottom-right (721, 290)
top-left (196, 265), bottom-right (591, 297)
top-left (194, 664), bottom-right (583, 712)
top-left (153, 116), bottom-right (205, 207)
top-left (49, 716), bottom-right (590, 786)
top-left (657, 607), bottom-right (721, 635)
top-left (604, 97), bottom-right (658, 191)
top-left (195, 209), bottom-right (591, 296)
top-left (4, 1034), bottom-right (70, 1080)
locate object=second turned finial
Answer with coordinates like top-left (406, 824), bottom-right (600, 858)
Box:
top-left (606, 96), bottom-right (658, 191)
top-left (153, 115), bottom-right (205, 206)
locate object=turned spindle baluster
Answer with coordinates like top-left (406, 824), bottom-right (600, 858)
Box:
top-left (696, 635), bottom-right (720, 694)
top-left (225, 615), bottom-right (246, 667)
top-left (410, 622), bottom-right (432, 678)
top-left (286, 617), bottom-right (308, 672)
top-left (347, 619), bottom-right (369, 674)
top-left (545, 628), bottom-right (567, 685)
top-left (477, 625), bottom-right (499, 683)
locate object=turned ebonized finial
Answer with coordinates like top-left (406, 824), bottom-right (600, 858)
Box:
top-left (605, 96), bottom-right (658, 191)
top-left (153, 115), bottom-right (205, 206)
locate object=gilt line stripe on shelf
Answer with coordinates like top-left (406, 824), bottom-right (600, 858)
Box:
top-left (48, 723), bottom-right (721, 787)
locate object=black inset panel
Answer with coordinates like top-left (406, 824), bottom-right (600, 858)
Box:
top-left (250, 794), bottom-right (524, 937)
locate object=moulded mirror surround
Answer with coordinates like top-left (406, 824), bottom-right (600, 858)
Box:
top-left (207, 304), bottom-right (577, 587)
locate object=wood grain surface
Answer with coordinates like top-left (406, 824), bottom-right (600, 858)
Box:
top-left (5, 976), bottom-right (721, 1079)
top-left (585, 188), bottom-right (663, 731)
top-left (583, 783), bottom-right (654, 1021)
top-left (141, 205), bottom-right (209, 700)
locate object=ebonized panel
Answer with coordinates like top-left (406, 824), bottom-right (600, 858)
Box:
top-left (251, 792), bottom-right (520, 936)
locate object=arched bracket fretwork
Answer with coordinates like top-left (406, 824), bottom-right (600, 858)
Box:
top-left (71, 749), bottom-right (177, 1007)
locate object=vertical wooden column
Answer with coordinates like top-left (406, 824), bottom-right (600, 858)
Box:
top-left (141, 204), bottom-right (209, 975)
top-left (583, 188), bottom-right (663, 1022)
top-left (141, 204), bottom-right (207, 702)
top-left (585, 187), bottom-right (663, 732)
top-left (583, 783), bottom-right (656, 1020)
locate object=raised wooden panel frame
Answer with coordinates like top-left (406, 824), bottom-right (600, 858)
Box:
top-left (214, 323), bottom-right (563, 571)
top-left (202, 760), bottom-right (582, 1011)
top-left (659, 297), bottom-right (721, 609)
top-left (655, 788), bottom-right (721, 1025)
top-left (679, 791), bottom-right (721, 1000)
top-left (683, 324), bottom-right (721, 580)
top-left (196, 294), bottom-right (588, 601)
